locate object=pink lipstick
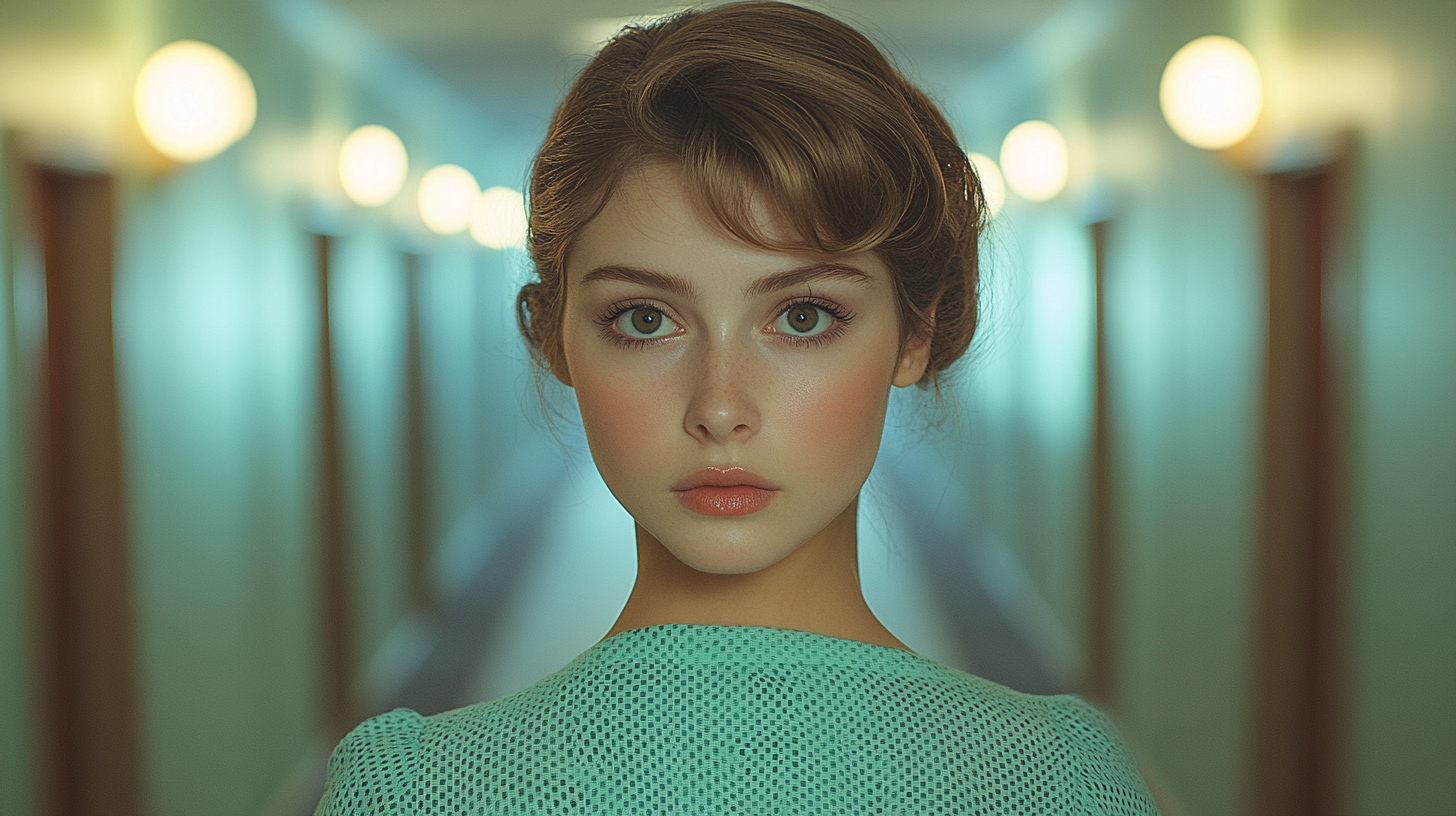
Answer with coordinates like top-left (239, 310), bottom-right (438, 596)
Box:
top-left (672, 467), bottom-right (778, 517)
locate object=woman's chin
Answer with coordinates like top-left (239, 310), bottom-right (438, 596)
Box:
top-left (676, 553), bottom-right (778, 575)
top-left (654, 530), bottom-right (803, 576)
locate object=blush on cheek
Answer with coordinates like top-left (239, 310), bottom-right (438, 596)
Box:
top-left (783, 357), bottom-right (891, 471)
top-left (574, 370), bottom-right (677, 469)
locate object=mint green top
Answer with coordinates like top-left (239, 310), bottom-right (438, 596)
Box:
top-left (317, 624), bottom-right (1158, 815)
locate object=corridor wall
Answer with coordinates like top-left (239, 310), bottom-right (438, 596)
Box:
top-left (1, 129), bottom-right (27, 816)
top-left (956, 0), bottom-right (1455, 814)
top-left (0, 1), bottom-right (536, 815)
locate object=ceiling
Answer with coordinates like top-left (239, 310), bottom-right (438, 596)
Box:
top-left (330, 0), bottom-right (1065, 138)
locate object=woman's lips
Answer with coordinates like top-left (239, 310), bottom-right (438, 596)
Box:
top-left (672, 467), bottom-right (779, 517)
top-left (675, 485), bottom-right (776, 516)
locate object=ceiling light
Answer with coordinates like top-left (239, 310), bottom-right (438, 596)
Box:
top-left (339, 125), bottom-right (408, 207)
top-left (418, 164), bottom-right (478, 235)
top-left (470, 187), bottom-right (528, 250)
top-left (999, 121), bottom-right (1068, 203)
top-left (134, 40), bottom-right (256, 163)
top-left (1160, 35), bottom-right (1263, 150)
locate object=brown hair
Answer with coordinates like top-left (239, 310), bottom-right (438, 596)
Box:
top-left (517, 0), bottom-right (986, 389)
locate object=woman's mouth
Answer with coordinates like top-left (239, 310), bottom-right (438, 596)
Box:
top-left (672, 467), bottom-right (779, 517)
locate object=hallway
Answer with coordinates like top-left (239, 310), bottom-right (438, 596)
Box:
top-left (2, 0), bottom-right (1454, 814)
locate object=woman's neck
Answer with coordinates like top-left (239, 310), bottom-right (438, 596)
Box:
top-left (603, 499), bottom-right (912, 652)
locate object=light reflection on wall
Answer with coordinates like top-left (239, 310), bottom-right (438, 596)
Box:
top-left (1025, 221), bottom-right (1094, 452)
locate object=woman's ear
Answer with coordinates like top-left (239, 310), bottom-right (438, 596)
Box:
top-left (892, 302), bottom-right (937, 388)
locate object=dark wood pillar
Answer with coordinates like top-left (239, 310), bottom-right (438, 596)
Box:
top-left (403, 252), bottom-right (432, 611)
top-left (313, 233), bottom-right (354, 736)
top-left (28, 165), bottom-right (141, 816)
top-left (1247, 157), bottom-right (1348, 816)
top-left (1086, 219), bottom-right (1117, 707)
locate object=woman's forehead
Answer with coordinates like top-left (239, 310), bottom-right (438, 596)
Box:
top-left (568, 162), bottom-right (891, 290)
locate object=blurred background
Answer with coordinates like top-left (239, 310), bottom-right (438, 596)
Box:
top-left (1, 0), bottom-right (1452, 814)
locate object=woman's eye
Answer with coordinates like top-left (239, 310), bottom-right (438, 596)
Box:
top-left (614, 306), bottom-right (677, 339)
top-left (775, 303), bottom-right (831, 337)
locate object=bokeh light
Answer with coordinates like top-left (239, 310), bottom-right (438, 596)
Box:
top-left (1160, 35), bottom-right (1263, 150)
top-left (134, 40), bottom-right (256, 163)
top-left (339, 125), bottom-right (408, 207)
top-left (418, 164), bottom-right (479, 235)
top-left (999, 121), bottom-right (1068, 203)
top-left (967, 152), bottom-right (1006, 218)
top-left (470, 187), bottom-right (528, 250)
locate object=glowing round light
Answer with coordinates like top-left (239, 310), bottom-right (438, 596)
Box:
top-left (417, 164), bottom-right (478, 235)
top-left (134, 40), bottom-right (256, 163)
top-left (967, 152), bottom-right (1006, 218)
top-left (999, 120), bottom-right (1068, 203)
top-left (1160, 35), bottom-right (1263, 150)
top-left (470, 187), bottom-right (528, 250)
top-left (338, 125), bottom-right (408, 207)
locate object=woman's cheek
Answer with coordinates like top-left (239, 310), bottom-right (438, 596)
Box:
top-left (779, 354), bottom-right (890, 470)
top-left (574, 364), bottom-right (679, 475)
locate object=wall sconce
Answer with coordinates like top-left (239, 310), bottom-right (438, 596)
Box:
top-left (1000, 121), bottom-right (1068, 202)
top-left (470, 187), bottom-right (528, 250)
top-left (134, 41), bottom-right (256, 163)
top-left (1160, 35), bottom-right (1263, 150)
top-left (339, 125), bottom-right (408, 207)
top-left (418, 164), bottom-right (479, 235)
top-left (966, 153), bottom-right (1007, 218)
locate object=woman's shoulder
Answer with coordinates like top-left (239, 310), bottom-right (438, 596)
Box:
top-left (315, 709), bottom-right (426, 816)
top-left (314, 632), bottom-right (1160, 815)
top-left (878, 665), bottom-right (1159, 813)
top-left (1040, 694), bottom-right (1161, 814)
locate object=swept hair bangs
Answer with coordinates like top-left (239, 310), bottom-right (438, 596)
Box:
top-left (520, 1), bottom-right (986, 387)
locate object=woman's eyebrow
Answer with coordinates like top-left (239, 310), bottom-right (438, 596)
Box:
top-left (581, 265), bottom-right (700, 298)
top-left (744, 263), bottom-right (872, 296)
top-left (580, 262), bottom-right (871, 298)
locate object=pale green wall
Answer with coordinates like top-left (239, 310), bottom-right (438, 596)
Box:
top-left (4, 0), bottom-right (1451, 814)
top-left (1, 132), bottom-right (34, 816)
top-left (965, 212), bottom-right (1098, 683)
top-left (118, 147), bottom-right (320, 816)
top-left (0, 0), bottom-right (531, 814)
top-left (1105, 151), bottom-right (1261, 816)
top-left (1326, 0), bottom-right (1456, 810)
top-left (960, 0), bottom-right (1455, 814)
top-left (331, 228), bottom-right (409, 675)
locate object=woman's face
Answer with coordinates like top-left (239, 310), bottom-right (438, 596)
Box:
top-left (560, 162), bottom-right (931, 574)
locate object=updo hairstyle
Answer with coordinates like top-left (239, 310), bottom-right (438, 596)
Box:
top-left (517, 0), bottom-right (987, 389)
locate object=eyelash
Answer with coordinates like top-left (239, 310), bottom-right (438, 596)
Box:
top-left (593, 297), bottom-right (856, 349)
top-left (594, 299), bottom-right (676, 349)
top-left (773, 297), bottom-right (854, 347)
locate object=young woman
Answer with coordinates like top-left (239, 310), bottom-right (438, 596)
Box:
top-left (317, 3), bottom-right (1158, 813)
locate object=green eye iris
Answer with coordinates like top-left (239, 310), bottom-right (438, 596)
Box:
top-left (779, 303), bottom-right (827, 336)
top-left (617, 306), bottom-right (674, 339)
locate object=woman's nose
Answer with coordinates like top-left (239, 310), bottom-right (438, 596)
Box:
top-left (683, 339), bottom-right (760, 444)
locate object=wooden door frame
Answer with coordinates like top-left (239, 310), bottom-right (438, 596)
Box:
top-left (23, 159), bottom-right (141, 816)
top-left (1085, 219), bottom-right (1118, 707)
top-left (1247, 150), bottom-right (1351, 816)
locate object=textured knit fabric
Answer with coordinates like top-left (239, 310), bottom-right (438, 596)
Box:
top-left (317, 624), bottom-right (1158, 815)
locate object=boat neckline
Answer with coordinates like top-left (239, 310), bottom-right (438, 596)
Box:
top-left (586, 622), bottom-right (937, 667)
